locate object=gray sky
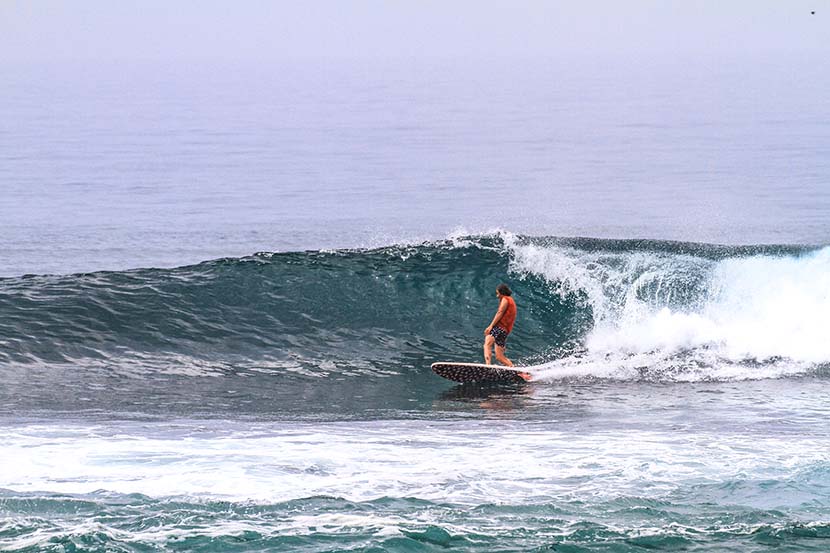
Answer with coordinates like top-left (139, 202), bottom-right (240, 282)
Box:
top-left (0, 1), bottom-right (826, 63)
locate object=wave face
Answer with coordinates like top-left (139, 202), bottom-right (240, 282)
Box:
top-left (1, 234), bottom-right (828, 383)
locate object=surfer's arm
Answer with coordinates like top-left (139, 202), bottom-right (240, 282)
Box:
top-left (484, 298), bottom-right (508, 334)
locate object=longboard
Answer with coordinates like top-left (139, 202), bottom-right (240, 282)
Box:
top-left (431, 362), bottom-right (532, 383)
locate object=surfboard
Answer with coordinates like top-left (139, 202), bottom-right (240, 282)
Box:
top-left (431, 362), bottom-right (532, 383)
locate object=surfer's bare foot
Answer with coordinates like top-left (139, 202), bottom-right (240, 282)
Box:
top-left (517, 371), bottom-right (532, 381)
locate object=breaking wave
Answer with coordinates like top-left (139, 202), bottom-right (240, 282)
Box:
top-left (1, 232), bottom-right (827, 382)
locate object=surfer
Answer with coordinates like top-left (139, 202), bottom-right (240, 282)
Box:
top-left (484, 284), bottom-right (531, 381)
top-left (430, 284), bottom-right (530, 383)
top-left (484, 283), bottom-right (518, 367)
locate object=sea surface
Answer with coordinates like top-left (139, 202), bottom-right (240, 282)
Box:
top-left (2, 57), bottom-right (830, 552)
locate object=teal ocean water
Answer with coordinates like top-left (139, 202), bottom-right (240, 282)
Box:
top-left (3, 235), bottom-right (830, 551)
top-left (2, 58), bottom-right (830, 551)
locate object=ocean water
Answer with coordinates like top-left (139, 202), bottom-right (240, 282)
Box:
top-left (2, 58), bottom-right (830, 552)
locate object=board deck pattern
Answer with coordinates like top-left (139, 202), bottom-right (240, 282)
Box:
top-left (431, 362), bottom-right (531, 383)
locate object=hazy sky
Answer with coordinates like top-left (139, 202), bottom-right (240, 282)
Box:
top-left (0, 1), bottom-right (825, 63)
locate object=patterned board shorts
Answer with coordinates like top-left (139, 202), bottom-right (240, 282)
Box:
top-left (489, 326), bottom-right (509, 348)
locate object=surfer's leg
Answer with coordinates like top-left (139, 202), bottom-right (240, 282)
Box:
top-left (495, 345), bottom-right (513, 367)
top-left (484, 335), bottom-right (494, 364)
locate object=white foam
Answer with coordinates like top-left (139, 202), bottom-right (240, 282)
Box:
top-left (1, 420), bottom-right (826, 506)
top-left (505, 240), bottom-right (830, 380)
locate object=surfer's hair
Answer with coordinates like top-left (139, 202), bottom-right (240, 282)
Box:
top-left (496, 283), bottom-right (512, 296)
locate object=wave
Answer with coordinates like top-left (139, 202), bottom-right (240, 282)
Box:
top-left (5, 489), bottom-right (828, 553)
top-left (1, 232), bottom-right (828, 382)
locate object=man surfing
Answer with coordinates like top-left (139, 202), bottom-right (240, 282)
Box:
top-left (484, 284), bottom-right (531, 381)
